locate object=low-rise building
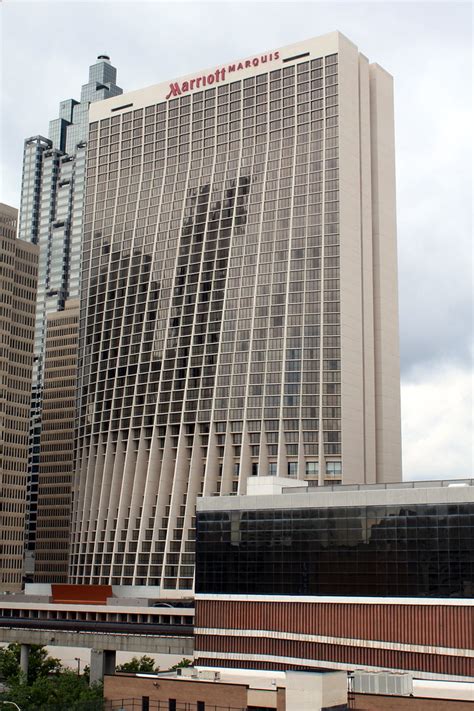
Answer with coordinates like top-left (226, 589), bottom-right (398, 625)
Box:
top-left (34, 299), bottom-right (79, 582)
top-left (194, 478), bottom-right (474, 680)
top-left (103, 667), bottom-right (474, 711)
top-left (104, 666), bottom-right (347, 711)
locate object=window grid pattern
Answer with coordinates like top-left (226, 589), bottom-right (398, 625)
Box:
top-left (34, 302), bottom-right (79, 582)
top-left (18, 58), bottom-right (122, 564)
top-left (196, 503), bottom-right (474, 597)
top-left (70, 54), bottom-right (342, 590)
top-left (0, 205), bottom-right (38, 591)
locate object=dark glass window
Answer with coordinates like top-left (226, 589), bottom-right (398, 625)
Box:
top-left (196, 502), bottom-right (474, 598)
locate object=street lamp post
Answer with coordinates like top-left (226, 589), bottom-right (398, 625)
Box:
top-left (0, 702), bottom-right (22, 711)
top-left (74, 657), bottom-right (81, 676)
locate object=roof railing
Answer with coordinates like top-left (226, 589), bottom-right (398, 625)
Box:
top-left (282, 478), bottom-right (473, 493)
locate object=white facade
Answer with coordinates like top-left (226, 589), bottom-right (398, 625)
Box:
top-left (70, 32), bottom-right (401, 590)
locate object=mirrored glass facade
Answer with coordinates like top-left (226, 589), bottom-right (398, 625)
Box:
top-left (18, 57), bottom-right (122, 573)
top-left (196, 502), bottom-right (474, 597)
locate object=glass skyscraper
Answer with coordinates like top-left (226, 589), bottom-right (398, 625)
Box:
top-left (70, 32), bottom-right (402, 592)
top-left (18, 56), bottom-right (122, 574)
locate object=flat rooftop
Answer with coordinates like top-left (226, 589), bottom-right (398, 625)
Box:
top-left (197, 478), bottom-right (474, 512)
top-left (136, 666), bottom-right (331, 689)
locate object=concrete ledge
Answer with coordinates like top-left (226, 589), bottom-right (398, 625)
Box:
top-left (0, 627), bottom-right (194, 655)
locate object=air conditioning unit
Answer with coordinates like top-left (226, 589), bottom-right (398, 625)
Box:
top-left (353, 671), bottom-right (413, 697)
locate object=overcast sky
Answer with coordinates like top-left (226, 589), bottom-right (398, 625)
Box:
top-left (1, 0), bottom-right (472, 481)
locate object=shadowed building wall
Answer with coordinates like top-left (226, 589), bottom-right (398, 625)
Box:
top-left (0, 203), bottom-right (38, 591)
top-left (34, 299), bottom-right (79, 582)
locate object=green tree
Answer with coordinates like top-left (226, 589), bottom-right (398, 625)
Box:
top-left (0, 669), bottom-right (103, 711)
top-left (168, 658), bottom-right (193, 671)
top-left (115, 655), bottom-right (159, 674)
top-left (0, 644), bottom-right (62, 685)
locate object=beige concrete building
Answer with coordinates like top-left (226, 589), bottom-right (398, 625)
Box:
top-left (0, 203), bottom-right (38, 592)
top-left (104, 667), bottom-right (347, 711)
top-left (34, 299), bottom-right (79, 582)
top-left (70, 31), bottom-right (402, 590)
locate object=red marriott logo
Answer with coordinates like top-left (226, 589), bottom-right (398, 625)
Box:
top-left (166, 51), bottom-right (280, 100)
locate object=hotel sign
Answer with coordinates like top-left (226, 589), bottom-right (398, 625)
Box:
top-left (166, 51), bottom-right (281, 99)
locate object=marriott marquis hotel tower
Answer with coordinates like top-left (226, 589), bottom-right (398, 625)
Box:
top-left (70, 32), bottom-right (402, 591)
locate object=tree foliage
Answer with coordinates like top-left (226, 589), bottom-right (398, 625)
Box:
top-left (168, 658), bottom-right (193, 671)
top-left (115, 655), bottom-right (159, 674)
top-left (0, 644), bottom-right (103, 711)
top-left (0, 643), bottom-right (62, 685)
top-left (0, 670), bottom-right (103, 711)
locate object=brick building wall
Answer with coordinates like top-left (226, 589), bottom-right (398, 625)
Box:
top-left (195, 597), bottom-right (474, 679)
top-left (104, 674), bottom-right (248, 710)
top-left (352, 693), bottom-right (474, 710)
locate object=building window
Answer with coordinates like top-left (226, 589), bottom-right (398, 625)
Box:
top-left (288, 462), bottom-right (297, 477)
top-left (196, 500), bottom-right (474, 598)
top-left (269, 462), bottom-right (277, 476)
top-left (251, 463), bottom-right (258, 476)
top-left (326, 461), bottom-right (342, 477)
top-left (305, 461), bottom-right (319, 477)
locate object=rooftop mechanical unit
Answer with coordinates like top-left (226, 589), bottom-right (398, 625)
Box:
top-left (352, 671), bottom-right (413, 696)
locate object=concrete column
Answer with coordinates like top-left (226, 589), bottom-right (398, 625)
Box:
top-left (89, 649), bottom-right (116, 686)
top-left (20, 643), bottom-right (30, 681)
top-left (286, 671), bottom-right (347, 711)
